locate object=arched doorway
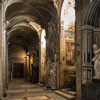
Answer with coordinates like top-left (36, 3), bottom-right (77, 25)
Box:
top-left (60, 0), bottom-right (76, 93)
top-left (5, 0), bottom-right (59, 89)
top-left (8, 25), bottom-right (40, 82)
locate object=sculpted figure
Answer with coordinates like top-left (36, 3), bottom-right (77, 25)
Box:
top-left (92, 44), bottom-right (100, 79)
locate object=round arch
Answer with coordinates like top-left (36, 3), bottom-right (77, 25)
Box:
top-left (5, 0), bottom-right (23, 20)
top-left (85, 0), bottom-right (100, 26)
top-left (7, 23), bottom-right (37, 39)
top-left (7, 14), bottom-right (39, 28)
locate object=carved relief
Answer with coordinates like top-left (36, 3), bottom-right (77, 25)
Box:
top-left (82, 67), bottom-right (93, 84)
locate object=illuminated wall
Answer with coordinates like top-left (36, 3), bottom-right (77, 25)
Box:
top-left (9, 47), bottom-right (27, 78)
top-left (40, 29), bottom-right (46, 84)
top-left (60, 0), bottom-right (76, 88)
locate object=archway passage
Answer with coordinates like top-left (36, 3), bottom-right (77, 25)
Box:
top-left (8, 25), bottom-right (40, 83)
top-left (60, 0), bottom-right (76, 93)
top-left (5, 0), bottom-right (59, 89)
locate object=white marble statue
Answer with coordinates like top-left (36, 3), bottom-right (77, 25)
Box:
top-left (92, 44), bottom-right (100, 79)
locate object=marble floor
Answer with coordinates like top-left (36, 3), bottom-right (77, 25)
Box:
top-left (5, 80), bottom-right (67, 100)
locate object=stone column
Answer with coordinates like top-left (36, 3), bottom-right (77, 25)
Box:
top-left (81, 25), bottom-right (94, 100)
top-left (81, 25), bottom-right (94, 84)
top-left (26, 53), bottom-right (30, 80)
top-left (0, 2), bottom-right (4, 98)
top-left (6, 33), bottom-right (9, 86)
top-left (2, 29), bottom-right (7, 95)
top-left (38, 29), bottom-right (42, 83)
top-left (2, 0), bottom-right (8, 93)
top-left (2, 5), bottom-right (7, 91)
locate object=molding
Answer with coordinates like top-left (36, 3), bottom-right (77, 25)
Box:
top-left (94, 28), bottom-right (100, 32)
top-left (85, 0), bottom-right (100, 25)
top-left (82, 64), bottom-right (93, 67)
top-left (81, 24), bottom-right (94, 30)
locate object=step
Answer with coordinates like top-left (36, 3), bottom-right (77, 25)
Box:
top-left (55, 90), bottom-right (76, 100)
top-left (61, 89), bottom-right (76, 96)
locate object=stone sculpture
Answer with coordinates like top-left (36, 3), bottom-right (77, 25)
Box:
top-left (92, 44), bottom-right (100, 79)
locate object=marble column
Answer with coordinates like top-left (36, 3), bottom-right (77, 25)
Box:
top-left (81, 25), bottom-right (94, 84)
top-left (0, 2), bottom-right (4, 98)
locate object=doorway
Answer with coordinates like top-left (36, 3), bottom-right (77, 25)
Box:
top-left (60, 0), bottom-right (76, 93)
top-left (12, 63), bottom-right (24, 78)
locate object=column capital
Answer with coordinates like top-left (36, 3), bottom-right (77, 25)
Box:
top-left (81, 25), bottom-right (94, 30)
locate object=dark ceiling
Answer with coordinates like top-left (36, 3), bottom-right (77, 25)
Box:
top-left (5, 0), bottom-right (57, 52)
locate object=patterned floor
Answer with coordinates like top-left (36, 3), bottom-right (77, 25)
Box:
top-left (5, 80), bottom-right (67, 100)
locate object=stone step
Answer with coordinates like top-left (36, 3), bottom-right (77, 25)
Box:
top-left (61, 89), bottom-right (76, 96)
top-left (55, 90), bottom-right (76, 100)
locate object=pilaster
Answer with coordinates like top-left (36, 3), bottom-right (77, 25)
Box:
top-left (0, 2), bottom-right (4, 99)
top-left (81, 25), bottom-right (94, 99)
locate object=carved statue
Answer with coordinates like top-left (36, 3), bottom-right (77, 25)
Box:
top-left (92, 44), bottom-right (100, 79)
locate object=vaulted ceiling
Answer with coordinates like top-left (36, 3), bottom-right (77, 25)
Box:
top-left (5, 0), bottom-right (58, 52)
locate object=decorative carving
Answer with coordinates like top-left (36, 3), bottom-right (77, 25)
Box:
top-left (92, 44), bottom-right (100, 79)
top-left (46, 57), bottom-right (57, 89)
top-left (82, 67), bottom-right (93, 84)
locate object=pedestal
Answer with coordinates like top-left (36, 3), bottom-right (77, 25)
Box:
top-left (82, 78), bottom-right (100, 100)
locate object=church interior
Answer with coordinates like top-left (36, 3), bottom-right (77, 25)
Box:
top-left (0, 0), bottom-right (100, 100)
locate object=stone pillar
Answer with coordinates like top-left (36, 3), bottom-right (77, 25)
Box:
top-left (6, 34), bottom-right (9, 86)
top-left (81, 25), bottom-right (94, 100)
top-left (0, 2), bottom-right (4, 98)
top-left (2, 3), bottom-right (7, 91)
top-left (26, 53), bottom-right (30, 80)
top-left (2, 29), bottom-right (7, 95)
top-left (38, 29), bottom-right (42, 83)
top-left (81, 25), bottom-right (94, 84)
top-left (2, 0), bottom-right (8, 93)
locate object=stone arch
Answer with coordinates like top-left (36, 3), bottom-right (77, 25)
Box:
top-left (5, 0), bottom-right (59, 90)
top-left (5, 0), bottom-right (57, 28)
top-left (85, 0), bottom-right (100, 26)
top-left (5, 0), bottom-right (24, 20)
top-left (7, 15), bottom-right (39, 29)
top-left (7, 20), bottom-right (42, 38)
top-left (7, 24), bottom-right (37, 40)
